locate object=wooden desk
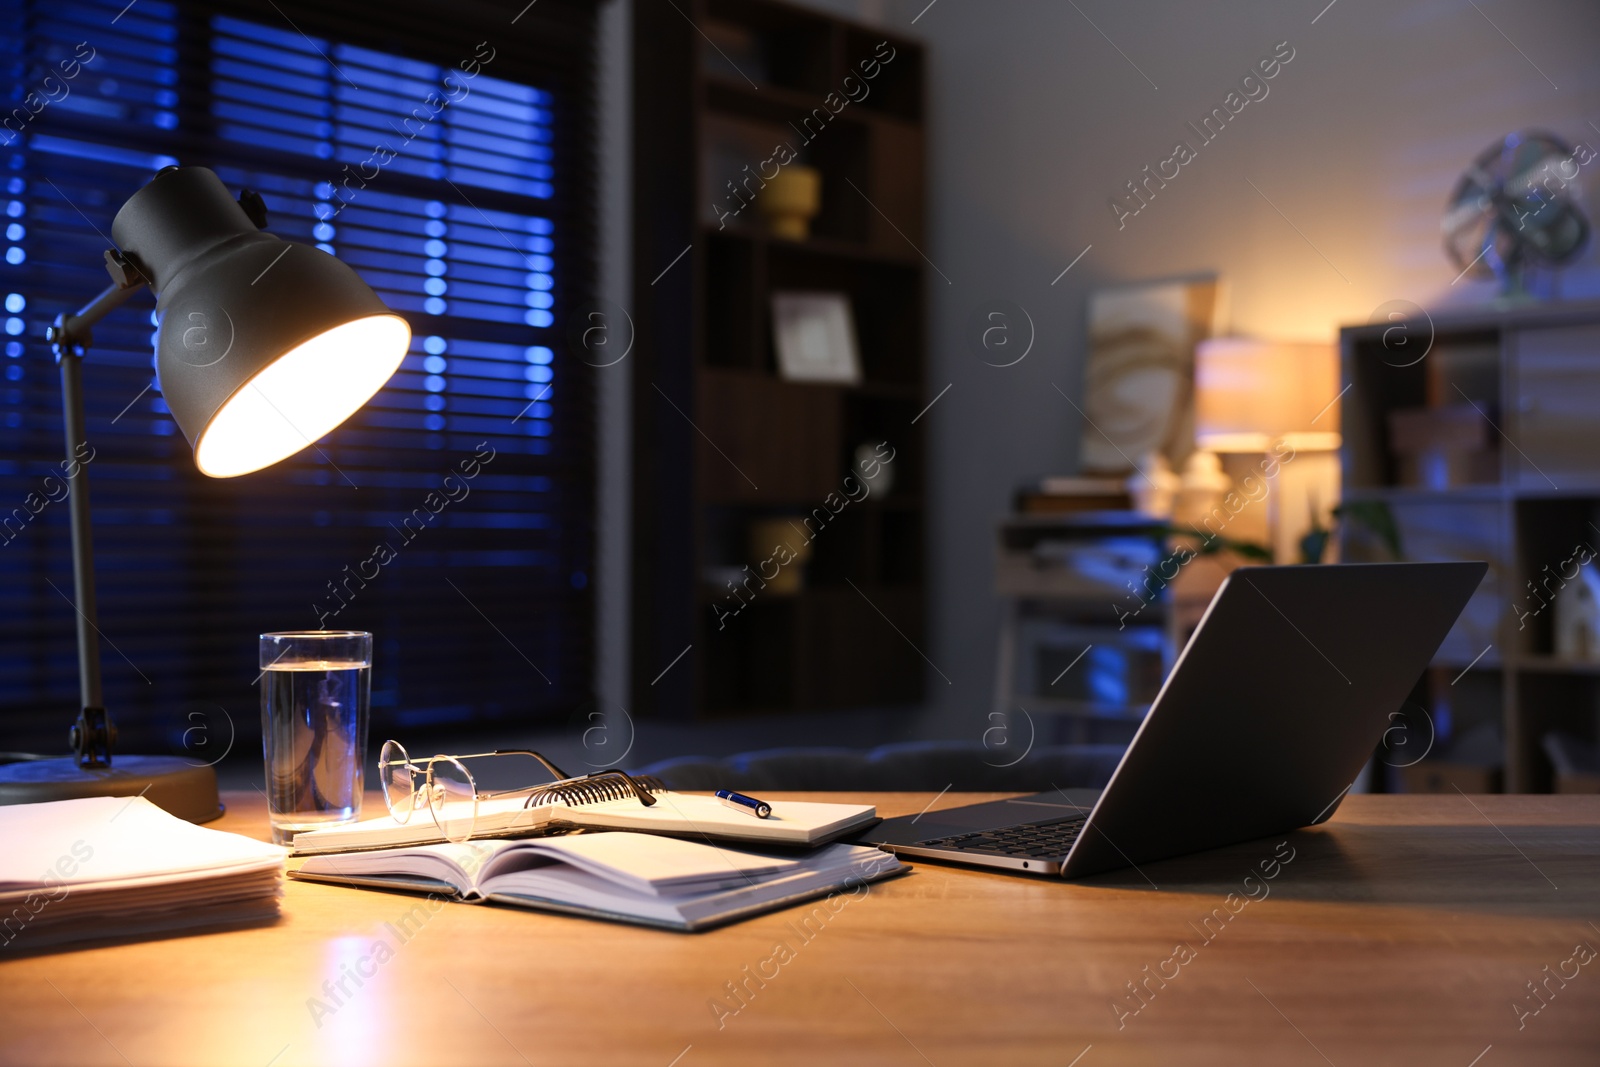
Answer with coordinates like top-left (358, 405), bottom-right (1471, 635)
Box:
top-left (2, 792), bottom-right (1598, 1066)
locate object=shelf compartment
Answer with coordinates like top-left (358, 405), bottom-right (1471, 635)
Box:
top-left (1514, 671), bottom-right (1600, 793)
top-left (801, 505), bottom-right (872, 588)
top-left (694, 370), bottom-right (842, 504)
top-left (704, 231), bottom-right (760, 369)
top-left (1343, 328), bottom-right (1500, 491)
top-left (1385, 667), bottom-right (1504, 793)
top-left (701, 2), bottom-right (836, 96)
top-left (880, 506), bottom-right (922, 587)
top-left (1512, 496), bottom-right (1600, 659)
top-left (699, 106), bottom-right (871, 245)
top-left (702, 598), bottom-right (799, 714)
top-left (1510, 324), bottom-right (1600, 490)
top-left (703, 75), bottom-right (845, 127)
top-left (766, 242), bottom-right (923, 386)
top-left (841, 393), bottom-right (922, 500)
top-left (1023, 625), bottom-right (1165, 712)
top-left (1346, 497), bottom-right (1504, 666)
top-left (842, 29), bottom-right (922, 122)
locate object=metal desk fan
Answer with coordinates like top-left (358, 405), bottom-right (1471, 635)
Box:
top-left (1443, 130), bottom-right (1590, 296)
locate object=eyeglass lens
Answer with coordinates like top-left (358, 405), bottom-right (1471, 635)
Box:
top-left (379, 739), bottom-right (415, 824)
top-left (426, 755), bottom-right (477, 844)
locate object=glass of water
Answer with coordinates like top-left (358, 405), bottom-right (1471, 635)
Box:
top-left (259, 630), bottom-right (372, 845)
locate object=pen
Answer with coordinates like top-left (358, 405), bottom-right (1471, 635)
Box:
top-left (715, 789), bottom-right (772, 819)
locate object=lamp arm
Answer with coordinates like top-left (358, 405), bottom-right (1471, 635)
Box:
top-left (43, 251), bottom-right (150, 769)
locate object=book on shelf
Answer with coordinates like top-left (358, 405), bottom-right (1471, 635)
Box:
top-left (292, 832), bottom-right (907, 932)
top-left (1017, 476), bottom-right (1132, 515)
top-left (0, 796), bottom-right (283, 953)
top-left (291, 789), bottom-right (879, 855)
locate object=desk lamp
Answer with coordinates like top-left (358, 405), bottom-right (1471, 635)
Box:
top-left (0, 166), bottom-right (410, 821)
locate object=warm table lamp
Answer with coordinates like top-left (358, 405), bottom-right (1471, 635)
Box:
top-left (1193, 338), bottom-right (1341, 562)
top-left (0, 166), bottom-right (410, 821)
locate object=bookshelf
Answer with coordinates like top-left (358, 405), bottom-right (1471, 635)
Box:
top-left (631, 0), bottom-right (927, 719)
top-left (1339, 299), bottom-right (1600, 791)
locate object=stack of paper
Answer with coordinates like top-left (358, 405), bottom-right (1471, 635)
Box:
top-left (0, 796), bottom-right (285, 953)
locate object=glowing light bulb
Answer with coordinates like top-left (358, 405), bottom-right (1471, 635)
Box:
top-left (195, 315), bottom-right (411, 477)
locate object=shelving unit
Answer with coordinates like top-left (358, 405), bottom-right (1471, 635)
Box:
top-left (1339, 300), bottom-right (1600, 791)
top-left (632, 0), bottom-right (927, 719)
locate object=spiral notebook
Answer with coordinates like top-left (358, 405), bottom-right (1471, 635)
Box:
top-left (292, 832), bottom-right (906, 931)
top-left (290, 784), bottom-right (879, 855)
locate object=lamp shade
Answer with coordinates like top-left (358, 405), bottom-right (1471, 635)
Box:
top-left (110, 166), bottom-right (410, 477)
top-left (1193, 338), bottom-right (1340, 453)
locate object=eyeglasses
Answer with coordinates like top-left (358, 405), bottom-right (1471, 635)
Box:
top-left (378, 740), bottom-right (660, 844)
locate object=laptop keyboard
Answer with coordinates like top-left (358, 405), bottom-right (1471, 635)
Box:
top-left (917, 814), bottom-right (1087, 859)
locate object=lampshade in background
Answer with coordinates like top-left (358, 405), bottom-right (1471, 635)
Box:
top-left (1193, 337), bottom-right (1342, 564)
top-left (111, 166), bottom-right (411, 477)
top-left (1194, 338), bottom-right (1341, 454)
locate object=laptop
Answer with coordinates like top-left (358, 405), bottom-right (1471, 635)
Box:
top-left (857, 561), bottom-right (1486, 879)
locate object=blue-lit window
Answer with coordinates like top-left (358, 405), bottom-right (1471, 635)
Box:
top-left (0, 0), bottom-right (595, 747)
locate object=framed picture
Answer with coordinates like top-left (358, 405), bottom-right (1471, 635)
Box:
top-left (1079, 275), bottom-right (1224, 474)
top-left (771, 291), bottom-right (861, 384)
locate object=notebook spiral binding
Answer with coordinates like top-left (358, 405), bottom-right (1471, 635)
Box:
top-left (522, 772), bottom-right (668, 809)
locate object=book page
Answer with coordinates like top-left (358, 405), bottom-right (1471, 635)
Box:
top-left (296, 839), bottom-right (513, 894)
top-left (482, 832), bottom-right (803, 896)
top-left (290, 796), bottom-right (557, 854)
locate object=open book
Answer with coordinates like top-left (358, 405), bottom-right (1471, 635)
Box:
top-left (292, 790), bottom-right (879, 855)
top-left (292, 832), bottom-right (906, 931)
top-left (0, 796), bottom-right (284, 953)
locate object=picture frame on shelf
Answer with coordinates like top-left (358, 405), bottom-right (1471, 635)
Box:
top-left (771, 291), bottom-right (861, 384)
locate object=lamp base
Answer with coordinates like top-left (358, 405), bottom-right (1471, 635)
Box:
top-left (0, 756), bottom-right (223, 823)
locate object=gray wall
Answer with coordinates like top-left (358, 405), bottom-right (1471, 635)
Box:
top-left (596, 0), bottom-right (633, 718)
top-left (599, 0), bottom-right (1600, 739)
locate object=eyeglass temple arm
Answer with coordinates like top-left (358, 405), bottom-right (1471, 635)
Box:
top-left (433, 749), bottom-right (574, 782)
top-left (491, 749), bottom-right (574, 782)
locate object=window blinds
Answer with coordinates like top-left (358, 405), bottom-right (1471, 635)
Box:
top-left (0, 0), bottom-right (598, 752)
